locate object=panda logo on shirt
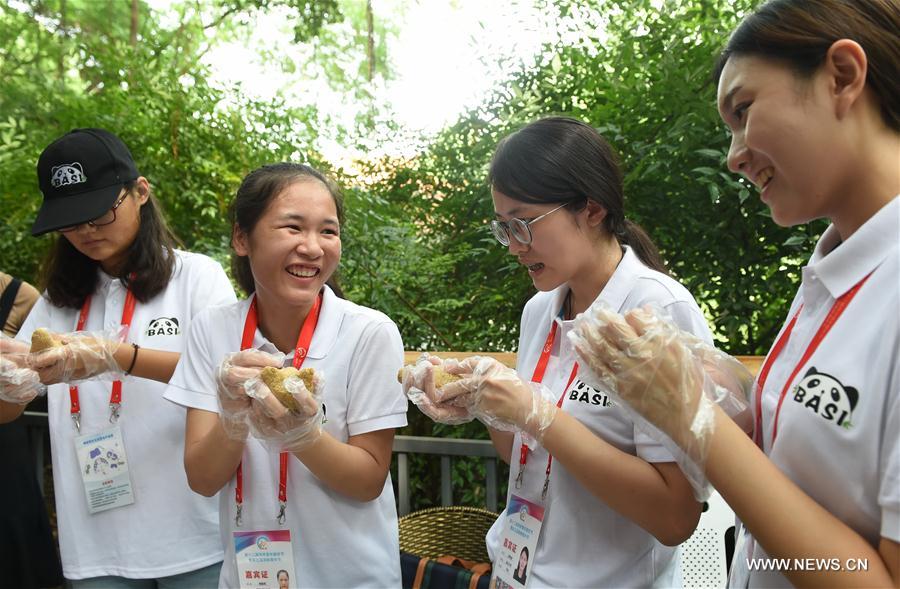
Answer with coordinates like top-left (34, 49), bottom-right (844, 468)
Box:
top-left (791, 367), bottom-right (858, 429)
top-left (145, 317), bottom-right (180, 337)
top-left (567, 380), bottom-right (614, 408)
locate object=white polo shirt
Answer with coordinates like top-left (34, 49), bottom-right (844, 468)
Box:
top-left (164, 285), bottom-right (408, 588)
top-left (732, 196), bottom-right (900, 588)
top-left (16, 250), bottom-right (236, 580)
top-left (486, 246), bottom-right (713, 588)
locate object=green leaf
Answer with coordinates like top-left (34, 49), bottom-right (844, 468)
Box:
top-left (695, 148), bottom-right (724, 160)
top-left (551, 53), bottom-right (562, 74)
top-left (783, 235), bottom-right (807, 246)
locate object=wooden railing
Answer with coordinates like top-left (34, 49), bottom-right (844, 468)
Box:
top-left (395, 353), bottom-right (763, 515)
top-left (20, 354), bottom-right (764, 518)
top-left (393, 436), bottom-right (500, 516)
top-left (404, 351), bottom-right (764, 375)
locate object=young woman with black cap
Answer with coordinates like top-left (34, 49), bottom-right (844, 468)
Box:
top-left (0, 128), bottom-right (235, 587)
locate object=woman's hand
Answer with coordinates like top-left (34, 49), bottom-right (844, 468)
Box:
top-left (28, 330), bottom-right (122, 385)
top-left (215, 349), bottom-right (283, 440)
top-left (570, 305), bottom-right (751, 470)
top-left (0, 335), bottom-right (44, 404)
top-left (442, 356), bottom-right (558, 443)
top-left (246, 370), bottom-right (324, 452)
top-left (402, 354), bottom-right (475, 424)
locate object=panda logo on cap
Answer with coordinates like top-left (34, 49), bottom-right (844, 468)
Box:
top-left (146, 317), bottom-right (180, 337)
top-left (791, 367), bottom-right (858, 429)
top-left (50, 163), bottom-right (87, 188)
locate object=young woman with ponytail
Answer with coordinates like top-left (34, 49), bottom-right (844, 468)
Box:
top-left (404, 116), bottom-right (709, 587)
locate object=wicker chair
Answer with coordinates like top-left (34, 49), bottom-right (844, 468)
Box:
top-left (399, 506), bottom-right (499, 564)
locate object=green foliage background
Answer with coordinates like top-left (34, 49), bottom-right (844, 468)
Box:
top-left (1, 0), bottom-right (818, 511)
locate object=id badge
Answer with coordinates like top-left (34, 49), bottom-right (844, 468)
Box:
top-left (234, 529), bottom-right (296, 589)
top-left (74, 425), bottom-right (135, 514)
top-left (491, 494), bottom-right (545, 589)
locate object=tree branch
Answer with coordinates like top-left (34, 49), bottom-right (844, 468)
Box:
top-left (357, 263), bottom-right (453, 348)
top-left (203, 4), bottom-right (244, 30)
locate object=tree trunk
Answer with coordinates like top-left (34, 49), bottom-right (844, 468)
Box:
top-left (366, 0), bottom-right (374, 81)
top-left (130, 0), bottom-right (139, 46)
top-left (58, 0), bottom-right (67, 81)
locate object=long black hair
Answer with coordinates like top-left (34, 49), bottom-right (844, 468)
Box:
top-left (489, 116), bottom-right (667, 273)
top-left (230, 162), bottom-right (345, 297)
top-left (713, 0), bottom-right (899, 132)
top-left (40, 181), bottom-right (180, 308)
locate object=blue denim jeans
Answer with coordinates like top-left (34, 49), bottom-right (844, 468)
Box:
top-left (66, 561), bottom-right (222, 589)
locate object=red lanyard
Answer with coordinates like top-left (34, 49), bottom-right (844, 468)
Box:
top-left (69, 290), bottom-right (137, 432)
top-left (754, 273), bottom-right (870, 448)
top-left (235, 292), bottom-right (322, 526)
top-left (515, 319), bottom-right (579, 501)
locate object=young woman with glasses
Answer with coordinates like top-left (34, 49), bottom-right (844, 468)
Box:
top-left (405, 116), bottom-right (710, 587)
top-left (0, 128), bottom-right (234, 587)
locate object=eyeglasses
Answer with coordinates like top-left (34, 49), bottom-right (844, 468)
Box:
top-left (57, 189), bottom-right (129, 233)
top-left (490, 203), bottom-right (567, 246)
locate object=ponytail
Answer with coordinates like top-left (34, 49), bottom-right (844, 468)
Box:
top-left (617, 219), bottom-right (667, 274)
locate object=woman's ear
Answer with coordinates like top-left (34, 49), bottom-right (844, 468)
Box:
top-left (824, 39), bottom-right (868, 120)
top-left (232, 224), bottom-right (250, 256)
top-left (584, 200), bottom-right (608, 228)
top-left (133, 176), bottom-right (151, 205)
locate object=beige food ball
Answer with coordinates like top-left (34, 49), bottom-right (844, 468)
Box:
top-left (30, 328), bottom-right (63, 353)
top-left (260, 366), bottom-right (316, 414)
top-left (396, 365), bottom-right (461, 388)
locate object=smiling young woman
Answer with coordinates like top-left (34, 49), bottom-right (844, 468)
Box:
top-left (166, 163), bottom-right (408, 588)
top-left (571, 1), bottom-right (900, 587)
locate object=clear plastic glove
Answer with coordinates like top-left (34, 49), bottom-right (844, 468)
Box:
top-left (440, 356), bottom-right (559, 444)
top-left (28, 328), bottom-right (124, 385)
top-left (402, 354), bottom-right (475, 425)
top-left (215, 349), bottom-right (284, 441)
top-left (246, 368), bottom-right (324, 452)
top-left (0, 335), bottom-right (45, 404)
top-left (680, 331), bottom-right (754, 434)
top-left (569, 304), bottom-right (751, 499)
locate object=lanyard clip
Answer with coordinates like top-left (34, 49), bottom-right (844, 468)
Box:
top-left (514, 464), bottom-right (525, 490)
top-left (109, 402), bottom-right (121, 424)
top-left (71, 412), bottom-right (81, 433)
top-left (277, 501), bottom-right (287, 525)
top-left (235, 503), bottom-right (243, 528)
top-left (541, 474), bottom-right (550, 501)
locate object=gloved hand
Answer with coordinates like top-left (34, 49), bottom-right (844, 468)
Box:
top-left (441, 356), bottom-right (559, 444)
top-left (402, 354), bottom-right (476, 425)
top-left (215, 349), bottom-right (284, 441)
top-left (28, 328), bottom-right (124, 385)
top-left (246, 368), bottom-right (324, 452)
top-left (680, 330), bottom-right (754, 434)
top-left (569, 304), bottom-right (751, 499)
top-left (0, 335), bottom-right (45, 404)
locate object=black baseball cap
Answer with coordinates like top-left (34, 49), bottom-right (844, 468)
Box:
top-left (32, 128), bottom-right (140, 236)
